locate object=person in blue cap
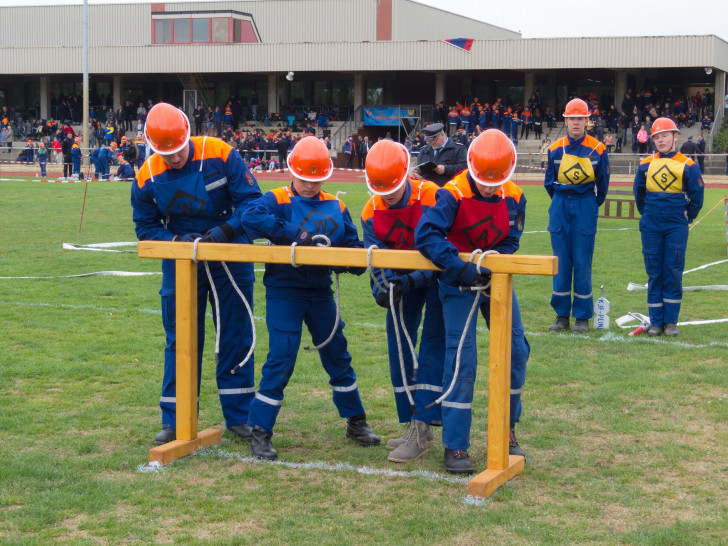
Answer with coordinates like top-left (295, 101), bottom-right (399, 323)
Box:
top-left (415, 122), bottom-right (467, 187)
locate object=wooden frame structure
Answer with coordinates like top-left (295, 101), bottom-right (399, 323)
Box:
top-left (138, 241), bottom-right (556, 498)
top-left (599, 189), bottom-right (640, 220)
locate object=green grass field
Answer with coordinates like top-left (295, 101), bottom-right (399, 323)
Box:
top-left (1, 175), bottom-right (727, 544)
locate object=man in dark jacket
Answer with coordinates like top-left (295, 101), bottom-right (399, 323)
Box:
top-left (356, 136), bottom-right (370, 168)
top-left (679, 135), bottom-right (698, 162)
top-left (61, 132), bottom-right (74, 178)
top-left (415, 122), bottom-right (467, 187)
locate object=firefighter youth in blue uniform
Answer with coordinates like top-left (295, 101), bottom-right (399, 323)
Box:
top-left (360, 140), bottom-right (445, 463)
top-left (240, 136), bottom-right (380, 461)
top-left (633, 117), bottom-right (704, 337)
top-left (116, 153), bottom-right (134, 179)
top-left (415, 129), bottom-right (530, 474)
top-left (131, 103), bottom-right (262, 446)
top-left (545, 98), bottom-right (610, 333)
top-left (71, 137), bottom-right (83, 177)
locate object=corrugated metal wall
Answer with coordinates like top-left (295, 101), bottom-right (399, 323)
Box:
top-left (393, 0), bottom-right (520, 41)
top-left (0, 0), bottom-right (379, 48)
top-left (1, 2), bottom-right (726, 75)
top-left (160, 0), bottom-right (378, 43)
top-left (2, 5), bottom-right (150, 47)
top-left (4, 36), bottom-right (726, 75)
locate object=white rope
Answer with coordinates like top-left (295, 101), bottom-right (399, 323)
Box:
top-left (390, 286), bottom-right (416, 414)
top-left (290, 242), bottom-right (300, 267)
top-left (397, 294), bottom-right (420, 382)
top-left (367, 244), bottom-right (390, 293)
top-left (188, 236), bottom-right (256, 374)
top-left (203, 260), bottom-right (223, 362)
top-left (426, 250), bottom-right (497, 410)
top-left (223, 261), bottom-right (257, 374)
top-left (304, 234), bottom-right (339, 351)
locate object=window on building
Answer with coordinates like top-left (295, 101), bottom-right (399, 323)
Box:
top-left (173, 19), bottom-right (190, 44)
top-left (192, 19), bottom-right (209, 43)
top-left (154, 20), bottom-right (172, 44)
top-left (211, 18), bottom-right (228, 43)
top-left (233, 19), bottom-right (241, 43)
top-left (152, 11), bottom-right (260, 45)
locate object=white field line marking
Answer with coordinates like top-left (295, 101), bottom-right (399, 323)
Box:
top-left (136, 444), bottom-right (469, 485)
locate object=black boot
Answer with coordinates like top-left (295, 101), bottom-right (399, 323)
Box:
top-left (154, 428), bottom-right (176, 446)
top-left (250, 426), bottom-right (277, 460)
top-left (226, 424), bottom-right (253, 442)
top-left (444, 448), bottom-right (473, 474)
top-left (509, 426), bottom-right (526, 458)
top-left (346, 414), bottom-right (381, 446)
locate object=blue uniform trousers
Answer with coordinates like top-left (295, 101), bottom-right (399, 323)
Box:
top-left (159, 258), bottom-right (255, 429)
top-left (247, 287), bottom-right (365, 434)
top-left (439, 282), bottom-right (529, 451)
top-left (639, 211), bottom-right (688, 326)
top-left (548, 191), bottom-right (598, 319)
top-left (386, 281), bottom-right (444, 425)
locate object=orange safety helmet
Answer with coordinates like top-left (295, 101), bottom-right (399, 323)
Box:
top-left (651, 117), bottom-right (679, 137)
top-left (467, 129), bottom-right (517, 187)
top-left (287, 136), bottom-right (333, 182)
top-left (562, 98), bottom-right (589, 118)
top-left (144, 102), bottom-right (190, 155)
top-left (365, 140), bottom-right (410, 196)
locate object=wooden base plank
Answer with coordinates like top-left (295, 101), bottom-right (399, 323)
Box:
top-left (148, 428), bottom-right (222, 466)
top-left (467, 455), bottom-right (525, 499)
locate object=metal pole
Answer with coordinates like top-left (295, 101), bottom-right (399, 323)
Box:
top-left (82, 0), bottom-right (89, 170)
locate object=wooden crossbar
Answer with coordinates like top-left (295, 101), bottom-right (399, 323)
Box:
top-left (139, 241), bottom-right (556, 498)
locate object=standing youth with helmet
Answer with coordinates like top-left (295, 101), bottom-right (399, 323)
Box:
top-left (240, 135), bottom-right (380, 461)
top-left (131, 102), bottom-right (262, 446)
top-left (415, 129), bottom-right (530, 474)
top-left (360, 139), bottom-right (445, 463)
top-left (633, 118), bottom-right (704, 337)
top-left (71, 136), bottom-right (83, 178)
top-left (545, 98), bottom-right (610, 333)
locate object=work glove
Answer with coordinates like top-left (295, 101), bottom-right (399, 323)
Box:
top-left (456, 262), bottom-right (491, 287)
top-left (177, 233), bottom-right (204, 242)
top-left (374, 275), bottom-right (410, 308)
top-left (332, 265), bottom-right (366, 276)
top-left (375, 291), bottom-right (391, 308)
top-left (294, 229), bottom-right (315, 246)
top-left (202, 223), bottom-right (236, 243)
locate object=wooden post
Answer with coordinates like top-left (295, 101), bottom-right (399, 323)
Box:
top-left (467, 272), bottom-right (525, 498)
top-left (149, 259), bottom-right (221, 465)
top-left (139, 242), bottom-right (555, 496)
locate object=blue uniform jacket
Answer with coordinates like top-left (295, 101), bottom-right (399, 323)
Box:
top-left (241, 184), bottom-right (363, 290)
top-left (633, 151), bottom-right (704, 221)
top-left (545, 133), bottom-right (610, 205)
top-left (131, 136), bottom-right (261, 242)
top-left (361, 178), bottom-right (439, 299)
top-left (117, 159), bottom-right (134, 179)
top-left (415, 171), bottom-right (526, 285)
